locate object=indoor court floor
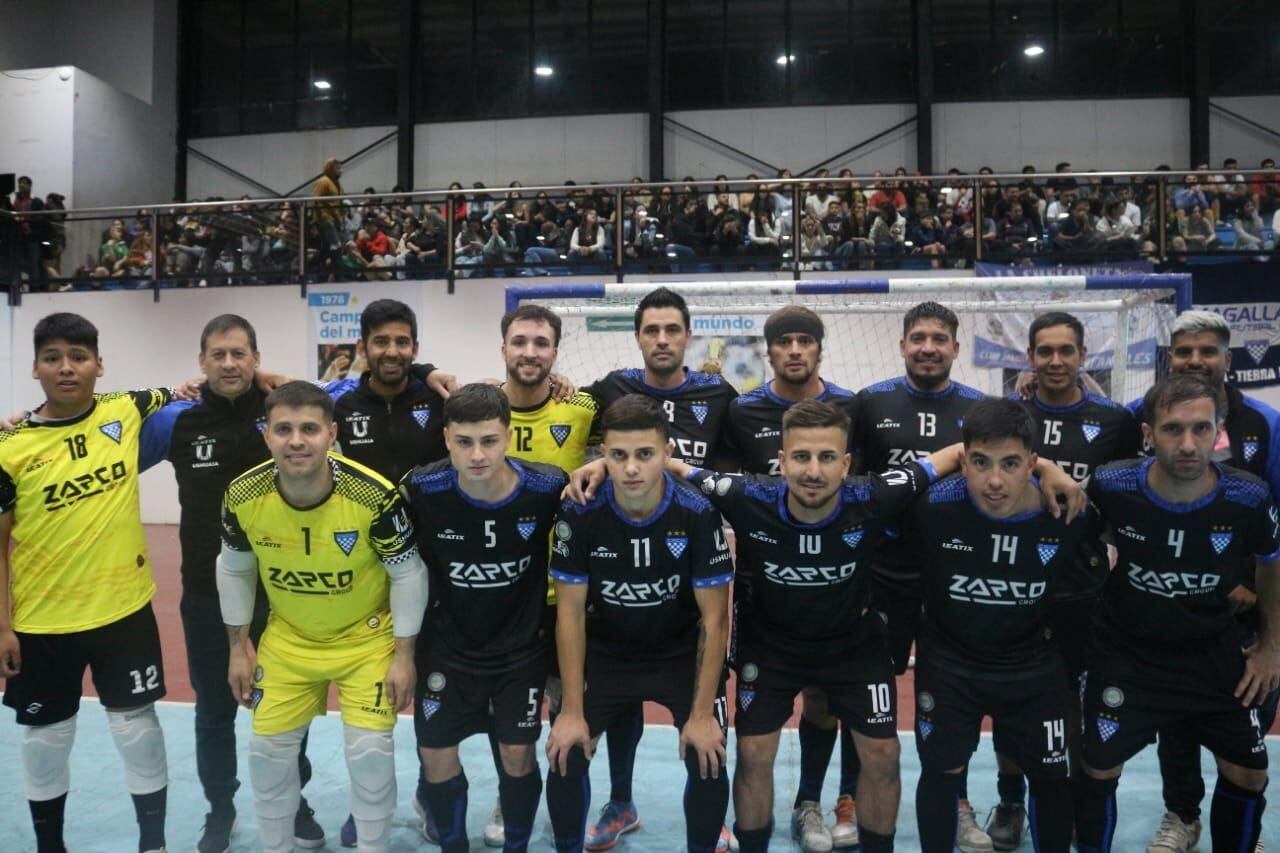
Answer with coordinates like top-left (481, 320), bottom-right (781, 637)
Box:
top-left (0, 525), bottom-right (1276, 851)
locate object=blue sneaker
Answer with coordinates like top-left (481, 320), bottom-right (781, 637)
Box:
top-left (584, 800), bottom-right (641, 851)
top-left (413, 779), bottom-right (442, 845)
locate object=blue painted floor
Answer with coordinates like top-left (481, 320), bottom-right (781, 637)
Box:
top-left (0, 701), bottom-right (1274, 851)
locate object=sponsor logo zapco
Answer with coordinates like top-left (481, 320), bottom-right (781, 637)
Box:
top-left (948, 575), bottom-right (1046, 604)
top-left (600, 574), bottom-right (681, 607)
top-left (1126, 563), bottom-right (1220, 598)
top-left (762, 560), bottom-right (856, 586)
top-left (886, 448), bottom-right (928, 466)
top-left (942, 538), bottom-right (973, 552)
top-left (749, 530), bottom-right (778, 545)
top-left (1116, 525), bottom-right (1146, 542)
top-left (448, 555), bottom-right (533, 588)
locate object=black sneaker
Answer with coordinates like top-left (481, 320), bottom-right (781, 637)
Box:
top-left (984, 802), bottom-right (1026, 851)
top-left (294, 797), bottom-right (326, 849)
top-left (197, 805), bottom-right (236, 853)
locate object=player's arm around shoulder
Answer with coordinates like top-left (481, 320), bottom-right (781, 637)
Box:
top-left (216, 494), bottom-right (260, 707)
top-left (374, 488), bottom-right (427, 712)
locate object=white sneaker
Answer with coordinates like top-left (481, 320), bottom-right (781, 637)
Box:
top-left (956, 800), bottom-right (994, 853)
top-left (829, 794), bottom-right (859, 849)
top-left (1147, 811), bottom-right (1201, 852)
top-left (790, 801), bottom-right (834, 852)
top-left (483, 802), bottom-right (504, 848)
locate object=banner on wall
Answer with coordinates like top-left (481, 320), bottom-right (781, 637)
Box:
top-left (1194, 303), bottom-right (1280, 389)
top-left (970, 261), bottom-right (1162, 371)
top-left (306, 283), bottom-right (427, 382)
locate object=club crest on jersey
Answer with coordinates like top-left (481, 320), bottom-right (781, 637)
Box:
top-left (550, 424), bottom-right (572, 447)
top-left (517, 518), bottom-right (538, 541)
top-left (692, 403), bottom-right (708, 425)
top-left (1081, 422), bottom-right (1101, 444)
top-left (1210, 529), bottom-right (1233, 555)
top-left (334, 530), bottom-right (359, 556)
top-left (918, 720), bottom-right (934, 741)
top-left (842, 529), bottom-right (864, 549)
top-left (1243, 439), bottom-right (1260, 462)
top-left (250, 688), bottom-right (264, 710)
top-left (1095, 716), bottom-right (1120, 742)
top-left (100, 420), bottom-right (123, 443)
top-left (738, 688), bottom-right (755, 710)
top-left (421, 698), bottom-right (441, 721)
top-left (667, 534), bottom-right (688, 558)
top-left (255, 418), bottom-right (267, 432)
top-left (1245, 339), bottom-right (1271, 364)
top-left (1037, 541), bottom-right (1060, 565)
top-left (412, 408), bottom-right (431, 429)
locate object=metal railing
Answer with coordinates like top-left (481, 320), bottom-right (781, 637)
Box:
top-left (1, 167), bottom-right (1276, 303)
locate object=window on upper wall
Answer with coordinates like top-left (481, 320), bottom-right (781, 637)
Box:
top-left (665, 0), bottom-right (725, 110)
top-left (933, 0), bottom-right (993, 100)
top-left (725, 0), bottom-right (786, 107)
top-left (241, 0), bottom-right (296, 133)
top-left (1116, 0), bottom-right (1185, 97)
top-left (473, 0), bottom-right (532, 119)
top-left (532, 0), bottom-right (590, 114)
top-left (295, 0), bottom-right (351, 129)
top-left (1208, 0), bottom-right (1280, 95)
top-left (849, 0), bottom-right (913, 101)
top-left (418, 0), bottom-right (474, 121)
top-left (789, 0), bottom-right (851, 106)
top-left (989, 0), bottom-right (1053, 99)
top-left (590, 3), bottom-right (648, 113)
top-left (189, 0), bottom-right (243, 136)
top-left (349, 4), bottom-right (399, 125)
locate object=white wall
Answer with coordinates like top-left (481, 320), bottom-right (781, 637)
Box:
top-left (1210, 95), bottom-right (1280, 168)
top-left (72, 69), bottom-right (175, 208)
top-left (0, 68), bottom-right (76, 202)
top-left (933, 98), bottom-right (1190, 172)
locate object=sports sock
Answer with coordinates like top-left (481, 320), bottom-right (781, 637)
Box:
top-left (1209, 775), bottom-right (1266, 852)
top-left (858, 826), bottom-right (894, 853)
top-left (421, 773), bottom-right (469, 853)
top-left (794, 717), bottom-right (837, 807)
top-left (131, 789), bottom-right (167, 852)
top-left (732, 820), bottom-right (773, 852)
top-left (605, 705), bottom-right (643, 804)
top-left (545, 746), bottom-right (591, 852)
top-left (956, 763), bottom-right (970, 801)
top-left (998, 770), bottom-right (1027, 805)
top-left (498, 770), bottom-right (542, 852)
top-left (683, 749), bottom-right (729, 850)
top-left (29, 794), bottom-right (68, 853)
top-left (838, 722), bottom-right (861, 797)
top-left (1027, 777), bottom-right (1073, 853)
top-left (1073, 773), bottom-right (1118, 853)
top-left (915, 767), bottom-right (961, 852)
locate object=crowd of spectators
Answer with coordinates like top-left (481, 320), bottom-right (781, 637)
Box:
top-left (4, 156), bottom-right (1278, 290)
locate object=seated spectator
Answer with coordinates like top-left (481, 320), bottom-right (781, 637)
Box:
top-left (798, 215), bottom-right (830, 269)
top-left (958, 213), bottom-right (998, 262)
top-left (570, 208), bottom-right (608, 262)
top-left (522, 220), bottom-right (567, 268)
top-left (402, 217), bottom-right (443, 271)
top-left (1053, 199), bottom-right (1104, 253)
top-left (1178, 204), bottom-right (1218, 252)
top-left (820, 200), bottom-right (849, 245)
top-left (869, 201), bottom-right (907, 256)
top-left (868, 175), bottom-right (907, 213)
top-left (906, 191), bottom-right (934, 226)
top-left (446, 182), bottom-right (469, 222)
top-left (805, 182), bottom-right (838, 222)
top-left (746, 209), bottom-right (782, 257)
top-left (99, 221), bottom-right (130, 269)
top-left (1116, 185), bottom-right (1142, 228)
top-left (483, 217), bottom-right (518, 267)
top-left (710, 208), bottom-right (745, 260)
top-left (772, 170), bottom-right (795, 220)
top-left (1211, 158), bottom-right (1250, 219)
top-left (530, 192), bottom-right (561, 227)
top-left (995, 202), bottom-right (1036, 256)
top-left (833, 199), bottom-right (875, 265)
top-left (1096, 199), bottom-right (1140, 252)
top-left (651, 185), bottom-right (678, 230)
top-left (1174, 174), bottom-right (1211, 218)
top-left (668, 197), bottom-right (707, 260)
top-left (706, 175), bottom-right (738, 213)
top-left (1249, 157), bottom-right (1279, 217)
top-left (1232, 199), bottom-right (1274, 256)
top-left (907, 213), bottom-right (949, 268)
top-left (357, 226), bottom-right (392, 263)
top-left (1046, 161), bottom-right (1079, 198)
top-left (1045, 189), bottom-right (1078, 226)
top-left (624, 176), bottom-right (651, 213)
top-left (621, 205), bottom-right (656, 261)
top-left (738, 174), bottom-right (763, 213)
top-left (454, 219), bottom-right (485, 274)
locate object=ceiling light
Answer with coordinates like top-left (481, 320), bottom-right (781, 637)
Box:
top-left (775, 54), bottom-right (796, 66)
top-left (1023, 45), bottom-right (1045, 57)
top-left (535, 65), bottom-right (554, 77)
top-left (313, 80), bottom-right (332, 90)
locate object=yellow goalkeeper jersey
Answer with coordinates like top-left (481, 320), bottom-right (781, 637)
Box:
top-left (0, 389), bottom-right (172, 633)
top-left (221, 453), bottom-right (418, 643)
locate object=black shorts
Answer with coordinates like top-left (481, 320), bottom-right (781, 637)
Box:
top-left (732, 626), bottom-right (897, 739)
top-left (3, 602), bottom-right (166, 726)
top-left (1049, 595), bottom-right (1099, 688)
top-left (916, 660), bottom-right (1069, 779)
top-left (1080, 661), bottom-right (1269, 772)
top-left (413, 649), bottom-right (549, 749)
top-left (583, 651), bottom-right (728, 739)
top-left (870, 574), bottom-right (921, 676)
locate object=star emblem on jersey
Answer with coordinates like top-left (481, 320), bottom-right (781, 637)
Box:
top-left (666, 534), bottom-right (688, 558)
top-left (99, 420), bottom-right (123, 443)
top-left (1095, 716), bottom-right (1120, 742)
top-left (842, 529), bottom-right (864, 549)
top-left (255, 420), bottom-right (266, 432)
top-left (1037, 542), bottom-right (1060, 565)
top-left (1210, 530), bottom-right (1233, 555)
top-left (550, 424), bottom-right (572, 447)
top-left (1245, 339), bottom-right (1271, 364)
top-left (692, 403), bottom-right (708, 425)
top-left (412, 408), bottom-right (430, 429)
top-left (427, 672), bottom-right (446, 692)
top-left (517, 519), bottom-right (537, 540)
top-left (1243, 440), bottom-right (1259, 462)
top-left (421, 698), bottom-right (441, 721)
top-left (1081, 422), bottom-right (1101, 444)
top-left (1102, 686), bottom-right (1124, 708)
top-left (918, 720), bottom-right (934, 741)
top-left (334, 530), bottom-right (359, 556)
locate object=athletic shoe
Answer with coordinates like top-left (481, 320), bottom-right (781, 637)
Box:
top-left (412, 783), bottom-right (443, 845)
top-left (956, 800), bottom-right (994, 853)
top-left (340, 815), bottom-right (357, 849)
top-left (790, 801), bottom-right (834, 853)
top-left (984, 802), bottom-right (1026, 851)
top-left (830, 795), bottom-right (859, 849)
top-left (197, 805), bottom-right (235, 853)
top-left (716, 824), bottom-right (739, 852)
top-left (584, 800), bottom-right (641, 851)
top-left (483, 803), bottom-right (504, 848)
top-left (1146, 812), bottom-right (1201, 853)
top-left (294, 798), bottom-right (325, 849)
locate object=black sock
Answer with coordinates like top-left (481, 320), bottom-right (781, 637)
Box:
top-left (916, 767), bottom-right (961, 853)
top-left (605, 704), bottom-right (643, 804)
top-left (421, 772), bottom-right (469, 853)
top-left (1209, 775), bottom-right (1266, 852)
top-left (1027, 777), bottom-right (1073, 853)
top-left (131, 788), bottom-right (166, 852)
top-left (956, 763), bottom-right (970, 801)
top-left (998, 770), bottom-right (1027, 805)
top-left (838, 722), bottom-right (860, 797)
top-left (794, 717), bottom-right (837, 807)
top-left (546, 746), bottom-right (591, 852)
top-left (29, 794), bottom-right (67, 853)
top-left (858, 826), bottom-right (895, 853)
top-left (733, 820), bottom-right (773, 853)
top-left (683, 750), bottom-right (729, 851)
top-left (499, 769), bottom-right (542, 852)
top-left (1073, 774), bottom-right (1119, 853)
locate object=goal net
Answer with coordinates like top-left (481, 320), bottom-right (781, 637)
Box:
top-left (505, 276), bottom-right (1189, 404)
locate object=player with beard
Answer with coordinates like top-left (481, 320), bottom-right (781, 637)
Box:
top-left (720, 306), bottom-right (861, 853)
top-left (850, 302), bottom-right (987, 851)
top-left (982, 312), bottom-right (1141, 850)
top-left (1125, 311), bottom-right (1280, 853)
top-left (1076, 374), bottom-right (1280, 852)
